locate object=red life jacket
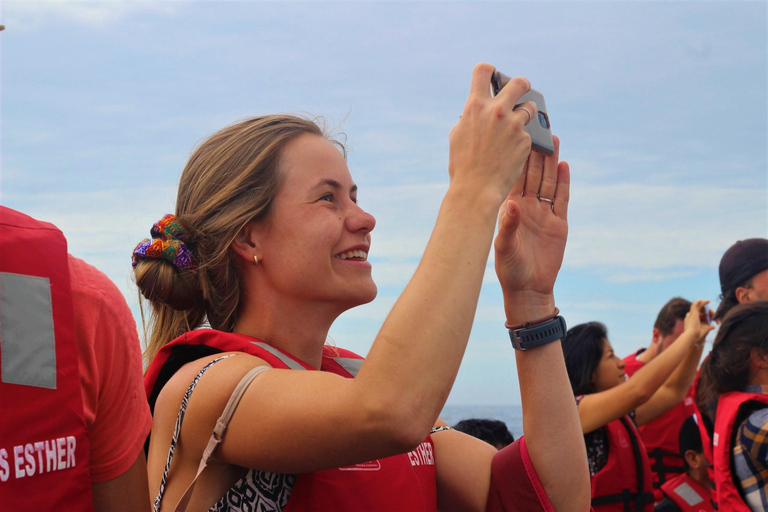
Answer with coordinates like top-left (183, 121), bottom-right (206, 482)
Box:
top-left (624, 352), bottom-right (697, 501)
top-left (660, 473), bottom-right (714, 512)
top-left (145, 329), bottom-right (437, 511)
top-left (712, 391), bottom-right (768, 511)
top-left (0, 207), bottom-right (94, 511)
top-left (590, 416), bottom-right (655, 512)
top-left (639, 391), bottom-right (697, 502)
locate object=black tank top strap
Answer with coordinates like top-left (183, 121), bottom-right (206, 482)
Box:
top-left (153, 354), bottom-right (237, 512)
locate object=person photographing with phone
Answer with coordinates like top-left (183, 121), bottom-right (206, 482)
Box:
top-left (561, 301), bottom-right (713, 512)
top-left (135, 63), bottom-right (590, 511)
top-left (621, 298), bottom-right (701, 501)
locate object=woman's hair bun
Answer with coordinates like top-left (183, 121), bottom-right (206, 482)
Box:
top-left (134, 257), bottom-right (201, 311)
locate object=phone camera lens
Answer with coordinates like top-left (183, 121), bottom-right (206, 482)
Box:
top-left (538, 112), bottom-right (550, 129)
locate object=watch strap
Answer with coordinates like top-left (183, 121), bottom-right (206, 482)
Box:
top-left (508, 315), bottom-right (567, 351)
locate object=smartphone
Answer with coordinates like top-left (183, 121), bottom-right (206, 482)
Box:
top-left (491, 71), bottom-right (555, 156)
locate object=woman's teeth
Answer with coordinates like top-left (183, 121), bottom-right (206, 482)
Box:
top-left (337, 250), bottom-right (367, 261)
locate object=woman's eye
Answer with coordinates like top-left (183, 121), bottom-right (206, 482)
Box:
top-left (320, 193), bottom-right (333, 202)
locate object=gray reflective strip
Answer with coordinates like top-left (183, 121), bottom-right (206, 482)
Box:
top-left (335, 357), bottom-right (362, 377)
top-left (672, 482), bottom-right (704, 506)
top-left (252, 342), bottom-right (305, 370)
top-left (0, 272), bottom-right (57, 389)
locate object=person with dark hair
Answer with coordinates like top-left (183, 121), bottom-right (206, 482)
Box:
top-left (698, 301), bottom-right (768, 511)
top-left (136, 64), bottom-right (590, 512)
top-left (454, 419), bottom-right (515, 450)
top-left (655, 416), bottom-right (714, 512)
top-left (622, 298), bottom-right (702, 501)
top-left (714, 238), bottom-right (768, 321)
top-left (562, 305), bottom-right (712, 512)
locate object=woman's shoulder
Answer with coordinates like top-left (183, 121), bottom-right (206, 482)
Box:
top-left (162, 350), bottom-right (269, 399)
top-left (152, 351), bottom-right (272, 444)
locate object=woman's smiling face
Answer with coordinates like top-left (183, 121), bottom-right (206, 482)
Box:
top-left (250, 133), bottom-right (378, 310)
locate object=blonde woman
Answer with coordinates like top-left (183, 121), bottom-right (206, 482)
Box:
top-left (134, 64), bottom-right (589, 512)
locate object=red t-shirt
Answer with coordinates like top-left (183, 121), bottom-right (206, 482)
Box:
top-left (623, 349), bottom-right (646, 377)
top-left (69, 255), bottom-right (152, 483)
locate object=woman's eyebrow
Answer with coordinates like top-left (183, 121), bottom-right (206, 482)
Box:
top-left (312, 179), bottom-right (358, 194)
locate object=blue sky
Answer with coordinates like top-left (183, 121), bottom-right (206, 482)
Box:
top-left (2, 1), bottom-right (766, 405)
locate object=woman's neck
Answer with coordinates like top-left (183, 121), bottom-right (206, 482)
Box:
top-left (233, 295), bottom-right (341, 369)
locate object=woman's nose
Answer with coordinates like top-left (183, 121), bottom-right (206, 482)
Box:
top-left (346, 203), bottom-right (376, 234)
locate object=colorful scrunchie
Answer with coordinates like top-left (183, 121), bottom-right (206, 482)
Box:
top-left (132, 214), bottom-right (198, 270)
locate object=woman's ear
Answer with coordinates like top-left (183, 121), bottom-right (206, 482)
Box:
top-left (588, 371), bottom-right (597, 393)
top-left (750, 347), bottom-right (768, 370)
top-left (735, 285), bottom-right (754, 304)
top-left (230, 221), bottom-right (263, 264)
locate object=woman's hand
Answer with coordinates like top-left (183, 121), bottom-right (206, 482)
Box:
top-left (494, 136), bottom-right (570, 324)
top-left (448, 63), bottom-right (538, 205)
top-left (684, 299), bottom-right (716, 342)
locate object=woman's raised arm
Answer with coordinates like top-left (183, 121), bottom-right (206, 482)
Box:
top-left (496, 136), bottom-right (590, 511)
top-left (152, 63), bottom-right (544, 477)
top-left (356, 63), bottom-right (541, 441)
top-left (634, 300), bottom-right (712, 426)
top-left (578, 301), bottom-right (713, 433)
top-left (431, 135), bottom-right (589, 512)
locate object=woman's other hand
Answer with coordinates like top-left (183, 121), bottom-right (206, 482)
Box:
top-left (494, 135), bottom-right (569, 325)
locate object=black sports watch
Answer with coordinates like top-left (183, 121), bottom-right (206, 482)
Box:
top-left (508, 315), bottom-right (567, 351)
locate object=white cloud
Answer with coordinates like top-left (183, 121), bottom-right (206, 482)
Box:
top-left (370, 260), bottom-right (419, 288)
top-left (4, 185), bottom-right (175, 300)
top-left (557, 300), bottom-right (664, 314)
top-left (4, 0), bottom-right (179, 30)
top-left (603, 269), bottom-right (701, 284)
top-left (566, 183), bottom-right (767, 275)
top-left (367, 181), bottom-right (766, 286)
top-left (8, 178), bottom-right (764, 313)
top-left (335, 294), bottom-right (397, 322)
top-left (471, 303), bottom-right (506, 324)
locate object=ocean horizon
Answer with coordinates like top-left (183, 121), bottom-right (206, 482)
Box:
top-left (440, 404), bottom-right (524, 439)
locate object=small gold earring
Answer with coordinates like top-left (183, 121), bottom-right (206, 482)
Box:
top-left (253, 255), bottom-right (259, 266)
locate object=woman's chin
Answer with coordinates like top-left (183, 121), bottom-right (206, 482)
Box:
top-left (340, 283), bottom-right (378, 310)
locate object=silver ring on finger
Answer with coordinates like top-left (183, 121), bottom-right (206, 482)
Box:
top-left (513, 105), bottom-right (533, 125)
top-left (537, 194), bottom-right (555, 211)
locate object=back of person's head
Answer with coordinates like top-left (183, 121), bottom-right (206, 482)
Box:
top-left (699, 301), bottom-right (768, 418)
top-left (653, 297), bottom-right (691, 336)
top-left (678, 415), bottom-right (703, 472)
top-left (561, 322), bottom-right (608, 396)
top-left (453, 418), bottom-right (514, 449)
top-left (134, 115), bottom-right (335, 365)
top-left (715, 238), bottom-right (768, 321)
